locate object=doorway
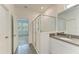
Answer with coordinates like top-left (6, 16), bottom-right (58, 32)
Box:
top-left (16, 18), bottom-right (29, 54)
top-left (18, 19), bottom-right (29, 45)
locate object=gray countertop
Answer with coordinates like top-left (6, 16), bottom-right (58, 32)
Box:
top-left (50, 35), bottom-right (79, 47)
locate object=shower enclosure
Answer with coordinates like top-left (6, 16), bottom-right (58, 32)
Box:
top-left (32, 15), bottom-right (56, 53)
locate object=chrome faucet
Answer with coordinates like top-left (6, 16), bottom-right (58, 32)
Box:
top-left (69, 35), bottom-right (71, 38)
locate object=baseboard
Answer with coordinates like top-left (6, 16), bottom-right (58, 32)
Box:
top-left (29, 43), bottom-right (38, 54)
top-left (14, 47), bottom-right (18, 54)
top-left (34, 47), bottom-right (39, 54)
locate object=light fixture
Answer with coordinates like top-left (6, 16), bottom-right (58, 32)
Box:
top-left (41, 6), bottom-right (44, 10)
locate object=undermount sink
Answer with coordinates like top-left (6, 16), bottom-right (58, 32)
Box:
top-left (56, 36), bottom-right (72, 41)
top-left (60, 37), bottom-right (71, 40)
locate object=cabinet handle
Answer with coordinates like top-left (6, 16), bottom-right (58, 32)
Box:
top-left (14, 34), bottom-right (16, 36)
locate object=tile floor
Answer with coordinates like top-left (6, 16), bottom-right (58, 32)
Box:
top-left (15, 36), bottom-right (37, 54)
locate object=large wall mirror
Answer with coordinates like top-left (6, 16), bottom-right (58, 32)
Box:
top-left (57, 5), bottom-right (79, 35)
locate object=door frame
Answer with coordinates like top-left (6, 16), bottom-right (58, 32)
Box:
top-left (11, 15), bottom-right (14, 54)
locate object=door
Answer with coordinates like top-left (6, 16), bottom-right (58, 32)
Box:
top-left (0, 5), bottom-right (11, 53)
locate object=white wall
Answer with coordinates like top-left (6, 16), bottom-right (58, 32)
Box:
top-left (3, 4), bottom-right (19, 53)
top-left (0, 4), bottom-right (15, 53)
top-left (43, 6), bottom-right (57, 16)
top-left (40, 15), bottom-right (56, 32)
top-left (43, 4), bottom-right (64, 16)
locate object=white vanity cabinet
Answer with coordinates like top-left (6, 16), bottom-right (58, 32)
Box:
top-left (39, 32), bottom-right (50, 54)
top-left (50, 38), bottom-right (79, 54)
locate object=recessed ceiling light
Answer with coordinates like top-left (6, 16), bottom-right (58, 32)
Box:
top-left (41, 6), bottom-right (44, 10)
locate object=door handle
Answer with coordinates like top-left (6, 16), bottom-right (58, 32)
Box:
top-left (5, 36), bottom-right (8, 38)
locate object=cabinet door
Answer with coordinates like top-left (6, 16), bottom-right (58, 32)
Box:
top-left (50, 38), bottom-right (79, 54)
top-left (0, 5), bottom-right (11, 53)
top-left (39, 33), bottom-right (50, 54)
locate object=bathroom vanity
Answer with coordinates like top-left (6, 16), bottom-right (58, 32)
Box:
top-left (50, 33), bottom-right (79, 54)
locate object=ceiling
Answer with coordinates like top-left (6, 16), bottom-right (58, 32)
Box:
top-left (14, 4), bottom-right (55, 13)
top-left (13, 4), bottom-right (55, 20)
top-left (14, 4), bottom-right (57, 20)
